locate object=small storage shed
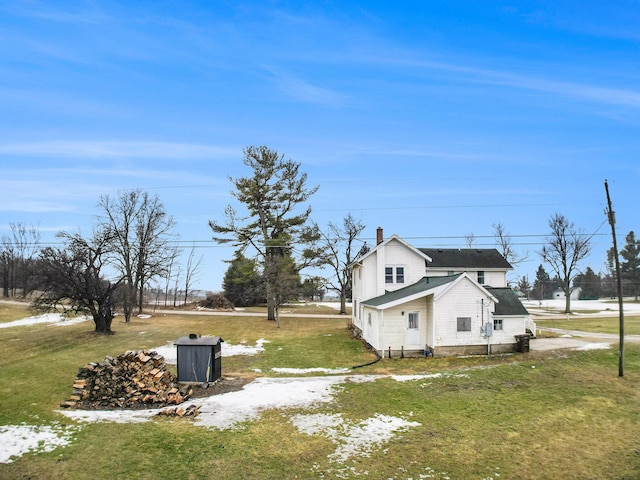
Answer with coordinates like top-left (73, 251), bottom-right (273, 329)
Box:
top-left (174, 335), bottom-right (223, 383)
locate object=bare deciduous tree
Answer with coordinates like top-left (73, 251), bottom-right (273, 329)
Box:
top-left (98, 190), bottom-right (177, 321)
top-left (493, 222), bottom-right (528, 267)
top-left (183, 244), bottom-right (204, 305)
top-left (33, 230), bottom-right (123, 334)
top-left (540, 213), bottom-right (592, 313)
top-left (320, 214), bottom-right (365, 315)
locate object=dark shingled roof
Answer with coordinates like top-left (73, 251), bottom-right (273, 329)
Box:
top-left (362, 275), bottom-right (461, 307)
top-left (486, 287), bottom-right (530, 316)
top-left (418, 248), bottom-right (513, 270)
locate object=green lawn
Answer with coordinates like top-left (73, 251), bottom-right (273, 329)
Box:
top-left (1, 302), bottom-right (640, 479)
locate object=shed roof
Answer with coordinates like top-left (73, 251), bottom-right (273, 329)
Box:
top-left (362, 275), bottom-right (461, 307)
top-left (485, 288), bottom-right (530, 316)
top-left (419, 248), bottom-right (513, 270)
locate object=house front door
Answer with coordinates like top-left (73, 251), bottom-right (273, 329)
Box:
top-left (405, 312), bottom-right (421, 347)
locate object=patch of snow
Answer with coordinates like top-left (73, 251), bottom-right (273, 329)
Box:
top-left (223, 338), bottom-right (269, 356)
top-left (193, 376), bottom-right (345, 430)
top-left (0, 313), bottom-right (89, 329)
top-left (272, 367), bottom-right (350, 375)
top-left (391, 373), bottom-right (443, 382)
top-left (0, 423), bottom-right (77, 464)
top-left (291, 412), bottom-right (421, 463)
top-left (575, 343), bottom-right (611, 351)
top-left (136, 314), bottom-right (152, 319)
top-left (58, 375), bottom-right (380, 430)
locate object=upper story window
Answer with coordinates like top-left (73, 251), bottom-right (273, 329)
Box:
top-left (385, 266), bottom-right (405, 284)
top-left (396, 267), bottom-right (404, 284)
top-left (477, 271), bottom-right (485, 284)
top-left (385, 267), bottom-right (394, 283)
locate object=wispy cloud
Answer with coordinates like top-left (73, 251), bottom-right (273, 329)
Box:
top-left (267, 69), bottom-right (347, 107)
top-left (0, 141), bottom-right (239, 160)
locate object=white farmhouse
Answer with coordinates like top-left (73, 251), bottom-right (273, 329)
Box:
top-left (351, 228), bottom-right (535, 357)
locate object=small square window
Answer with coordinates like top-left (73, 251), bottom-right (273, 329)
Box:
top-left (396, 267), bottom-right (405, 284)
top-left (493, 319), bottom-right (503, 331)
top-left (457, 317), bottom-right (471, 332)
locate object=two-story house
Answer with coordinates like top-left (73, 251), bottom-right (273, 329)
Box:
top-left (351, 228), bottom-right (535, 357)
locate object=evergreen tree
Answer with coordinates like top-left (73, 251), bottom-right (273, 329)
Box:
top-left (516, 276), bottom-right (532, 300)
top-left (222, 251), bottom-right (263, 307)
top-left (620, 231), bottom-right (640, 300)
top-left (209, 146), bottom-right (324, 323)
top-left (574, 266), bottom-right (602, 299)
top-left (532, 264), bottom-right (551, 301)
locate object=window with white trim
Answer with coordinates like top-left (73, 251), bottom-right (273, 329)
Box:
top-left (493, 318), bottom-right (503, 331)
top-left (385, 267), bottom-right (394, 283)
top-left (368, 312), bottom-right (372, 326)
top-left (385, 266), bottom-right (405, 284)
top-left (477, 271), bottom-right (485, 284)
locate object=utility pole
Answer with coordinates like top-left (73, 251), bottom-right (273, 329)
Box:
top-left (604, 180), bottom-right (624, 377)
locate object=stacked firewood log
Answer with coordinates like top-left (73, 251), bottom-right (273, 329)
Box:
top-left (60, 350), bottom-right (192, 409)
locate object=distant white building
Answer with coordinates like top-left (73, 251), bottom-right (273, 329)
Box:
top-left (552, 287), bottom-right (581, 300)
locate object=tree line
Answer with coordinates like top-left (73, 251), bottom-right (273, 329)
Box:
top-left (3, 145), bottom-right (635, 332)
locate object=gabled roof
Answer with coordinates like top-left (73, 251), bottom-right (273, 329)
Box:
top-left (419, 248), bottom-right (512, 270)
top-left (362, 274), bottom-right (461, 308)
top-left (486, 287), bottom-right (530, 316)
top-left (353, 234), bottom-right (432, 265)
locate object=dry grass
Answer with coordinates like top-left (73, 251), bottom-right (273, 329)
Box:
top-left (1, 304), bottom-right (640, 479)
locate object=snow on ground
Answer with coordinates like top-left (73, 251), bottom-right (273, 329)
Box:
top-left (575, 343), bottom-right (611, 351)
top-left (523, 298), bottom-right (640, 315)
top-left (0, 423), bottom-right (77, 464)
top-left (0, 313), bottom-right (89, 329)
top-left (291, 412), bottom-right (420, 463)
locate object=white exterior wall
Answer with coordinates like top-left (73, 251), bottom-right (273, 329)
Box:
top-left (432, 278), bottom-right (495, 348)
top-left (361, 307), bottom-right (380, 350)
top-left (490, 315), bottom-right (528, 344)
top-left (380, 239), bottom-right (427, 294)
top-left (380, 298), bottom-right (428, 351)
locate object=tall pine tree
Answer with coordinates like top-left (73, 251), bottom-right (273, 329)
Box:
top-left (620, 231), bottom-right (640, 300)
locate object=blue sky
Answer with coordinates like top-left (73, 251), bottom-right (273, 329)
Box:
top-left (1, 0), bottom-right (639, 292)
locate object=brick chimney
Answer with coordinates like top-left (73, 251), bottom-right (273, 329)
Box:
top-left (376, 227), bottom-right (383, 245)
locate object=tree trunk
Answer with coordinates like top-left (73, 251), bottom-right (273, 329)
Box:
top-left (339, 293), bottom-right (347, 315)
top-left (564, 282), bottom-right (571, 313)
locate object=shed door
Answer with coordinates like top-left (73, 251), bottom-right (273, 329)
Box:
top-left (406, 312), bottom-right (421, 346)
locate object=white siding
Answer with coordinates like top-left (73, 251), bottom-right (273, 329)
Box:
top-left (379, 298), bottom-right (428, 351)
top-left (379, 238), bottom-right (427, 295)
top-left (433, 278), bottom-right (495, 347)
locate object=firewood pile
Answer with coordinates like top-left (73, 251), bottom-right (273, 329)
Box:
top-left (60, 350), bottom-right (192, 409)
